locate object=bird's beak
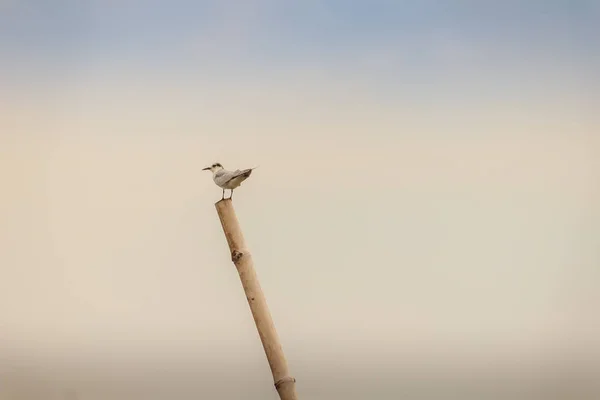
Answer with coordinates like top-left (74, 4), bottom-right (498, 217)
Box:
top-left (202, 167), bottom-right (210, 171)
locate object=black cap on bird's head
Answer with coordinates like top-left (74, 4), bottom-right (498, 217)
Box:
top-left (202, 162), bottom-right (223, 171)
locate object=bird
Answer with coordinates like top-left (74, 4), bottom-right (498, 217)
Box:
top-left (202, 162), bottom-right (256, 200)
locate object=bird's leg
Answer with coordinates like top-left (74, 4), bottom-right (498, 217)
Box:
top-left (230, 189), bottom-right (234, 200)
top-left (222, 188), bottom-right (225, 200)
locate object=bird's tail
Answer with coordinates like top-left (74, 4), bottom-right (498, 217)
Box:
top-left (245, 165), bottom-right (260, 174)
top-left (240, 165), bottom-right (258, 178)
top-left (243, 165), bottom-right (259, 178)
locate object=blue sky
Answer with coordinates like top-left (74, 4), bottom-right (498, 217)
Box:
top-left (1, 0), bottom-right (598, 120)
top-left (1, 1), bottom-right (598, 75)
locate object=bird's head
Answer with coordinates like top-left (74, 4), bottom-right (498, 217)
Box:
top-left (202, 162), bottom-right (224, 173)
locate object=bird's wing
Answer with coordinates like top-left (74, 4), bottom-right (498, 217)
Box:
top-left (214, 169), bottom-right (232, 185)
top-left (213, 169), bottom-right (242, 184)
top-left (214, 168), bottom-right (254, 185)
top-left (224, 169), bottom-right (253, 183)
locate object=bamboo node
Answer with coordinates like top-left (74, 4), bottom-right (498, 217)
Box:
top-left (274, 376), bottom-right (296, 389)
top-left (231, 249), bottom-right (244, 262)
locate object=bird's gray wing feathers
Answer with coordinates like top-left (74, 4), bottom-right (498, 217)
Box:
top-left (223, 168), bottom-right (253, 183)
top-left (214, 169), bottom-right (253, 185)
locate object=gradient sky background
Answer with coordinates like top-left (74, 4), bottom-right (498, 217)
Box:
top-left (1, 1), bottom-right (599, 399)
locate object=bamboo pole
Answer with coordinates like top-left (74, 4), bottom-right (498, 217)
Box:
top-left (215, 199), bottom-right (298, 400)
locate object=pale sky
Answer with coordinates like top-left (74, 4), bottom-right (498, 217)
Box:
top-left (1, 1), bottom-right (599, 399)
